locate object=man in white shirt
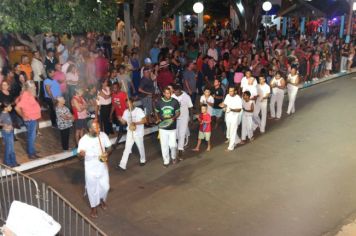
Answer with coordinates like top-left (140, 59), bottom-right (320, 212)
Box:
top-left (117, 98), bottom-right (146, 170)
top-left (31, 50), bottom-right (46, 98)
top-left (241, 70), bottom-right (257, 92)
top-left (57, 41), bottom-right (68, 65)
top-left (253, 75), bottom-right (271, 133)
top-left (78, 120), bottom-right (112, 218)
top-left (172, 84), bottom-right (193, 158)
top-left (207, 41), bottom-right (218, 62)
top-left (220, 87), bottom-right (242, 151)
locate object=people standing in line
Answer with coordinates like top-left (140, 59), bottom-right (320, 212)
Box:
top-left (31, 50), bottom-right (46, 99)
top-left (55, 97), bottom-right (73, 151)
top-left (211, 79), bottom-right (224, 129)
top-left (220, 87), bottom-right (242, 151)
top-left (43, 68), bottom-right (62, 128)
top-left (199, 88), bottom-right (214, 116)
top-left (269, 71), bottom-right (286, 120)
top-left (110, 82), bottom-right (128, 147)
top-left (138, 67), bottom-right (155, 125)
top-left (78, 120), bottom-right (112, 219)
top-left (15, 80), bottom-right (41, 159)
top-left (155, 87), bottom-right (180, 167)
top-left (286, 67), bottom-right (300, 115)
top-left (97, 79), bottom-right (112, 135)
top-left (241, 91), bottom-right (254, 144)
top-left (192, 104), bottom-right (212, 152)
top-left (71, 88), bottom-right (88, 145)
top-left (253, 75), bottom-right (270, 133)
top-left (117, 98), bottom-right (146, 171)
top-left (0, 102), bottom-right (19, 167)
top-left (172, 84), bottom-right (193, 159)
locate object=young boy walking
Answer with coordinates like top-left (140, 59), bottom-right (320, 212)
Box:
top-left (241, 91), bottom-right (254, 144)
top-left (193, 104), bottom-right (212, 152)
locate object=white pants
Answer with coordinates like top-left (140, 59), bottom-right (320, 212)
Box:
top-left (270, 90), bottom-right (284, 119)
top-left (287, 84), bottom-right (298, 114)
top-left (176, 118), bottom-right (189, 151)
top-left (341, 56), bottom-right (348, 71)
top-left (241, 113), bottom-right (253, 140)
top-left (85, 162), bottom-right (110, 208)
top-left (253, 100), bottom-right (267, 132)
top-left (119, 134), bottom-right (146, 169)
top-left (159, 129), bottom-right (177, 165)
top-left (226, 113), bottom-right (240, 150)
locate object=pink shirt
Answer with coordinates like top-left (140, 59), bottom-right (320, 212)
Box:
top-left (53, 71), bottom-right (67, 93)
top-left (16, 91), bottom-right (41, 121)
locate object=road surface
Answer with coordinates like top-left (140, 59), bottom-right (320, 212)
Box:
top-left (31, 74), bottom-right (356, 236)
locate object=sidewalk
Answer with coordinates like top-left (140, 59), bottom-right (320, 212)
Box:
top-left (3, 69), bottom-right (356, 172)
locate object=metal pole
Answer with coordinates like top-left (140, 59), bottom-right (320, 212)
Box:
top-left (124, 2), bottom-right (132, 49)
top-left (340, 14), bottom-right (345, 39)
top-left (282, 17), bottom-right (287, 36)
top-left (300, 17), bottom-right (306, 35)
top-left (198, 12), bottom-right (204, 36)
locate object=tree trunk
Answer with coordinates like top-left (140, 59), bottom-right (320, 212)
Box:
top-left (12, 33), bottom-right (45, 56)
top-left (13, 33), bottom-right (37, 51)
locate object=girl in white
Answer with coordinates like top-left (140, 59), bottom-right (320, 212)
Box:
top-left (269, 71), bottom-right (286, 120)
top-left (241, 91), bottom-right (254, 144)
top-left (220, 87), bottom-right (242, 151)
top-left (117, 98), bottom-right (147, 170)
top-left (200, 88), bottom-right (214, 115)
top-left (286, 67), bottom-right (300, 115)
top-left (253, 75), bottom-right (270, 133)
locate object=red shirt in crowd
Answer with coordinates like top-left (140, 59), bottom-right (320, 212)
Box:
top-left (112, 91), bottom-right (127, 117)
top-left (156, 69), bottom-right (174, 91)
top-left (199, 113), bottom-right (211, 132)
top-left (95, 56), bottom-right (109, 80)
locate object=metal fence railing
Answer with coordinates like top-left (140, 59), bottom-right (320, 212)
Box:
top-left (0, 163), bottom-right (107, 236)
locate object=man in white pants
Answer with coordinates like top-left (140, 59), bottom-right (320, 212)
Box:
top-left (155, 87), bottom-right (181, 167)
top-left (117, 98), bottom-right (147, 171)
top-left (220, 87), bottom-right (242, 151)
top-left (253, 75), bottom-right (270, 133)
top-left (286, 67), bottom-right (300, 115)
top-left (172, 84), bottom-right (193, 159)
top-left (78, 120), bottom-right (112, 218)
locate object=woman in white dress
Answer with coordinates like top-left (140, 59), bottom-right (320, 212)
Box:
top-left (269, 71), bottom-right (286, 120)
top-left (286, 67), bottom-right (300, 115)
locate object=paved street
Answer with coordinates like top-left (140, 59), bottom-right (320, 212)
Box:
top-left (31, 74), bottom-right (356, 236)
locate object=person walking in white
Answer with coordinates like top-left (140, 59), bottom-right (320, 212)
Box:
top-left (286, 67), bottom-right (300, 115)
top-left (117, 98), bottom-right (146, 171)
top-left (269, 71), bottom-right (286, 120)
top-left (220, 87), bottom-right (242, 151)
top-left (241, 70), bottom-right (257, 93)
top-left (77, 120), bottom-right (112, 218)
top-left (253, 75), bottom-right (270, 133)
top-left (155, 87), bottom-right (181, 167)
top-left (241, 91), bottom-right (254, 144)
top-left (172, 84), bottom-right (193, 159)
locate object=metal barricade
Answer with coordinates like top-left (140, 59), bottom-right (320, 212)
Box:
top-left (0, 163), bottom-right (107, 236)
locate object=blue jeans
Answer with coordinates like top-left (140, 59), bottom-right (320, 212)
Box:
top-left (24, 120), bottom-right (37, 156)
top-left (2, 130), bottom-right (17, 166)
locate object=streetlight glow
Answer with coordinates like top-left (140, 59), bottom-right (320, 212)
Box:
top-left (193, 2), bottom-right (204, 14)
top-left (262, 1), bottom-right (272, 12)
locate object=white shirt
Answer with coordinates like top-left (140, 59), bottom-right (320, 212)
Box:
top-left (200, 95), bottom-right (214, 115)
top-left (241, 76), bottom-right (257, 92)
top-left (223, 94), bottom-right (242, 121)
top-left (270, 77), bottom-right (285, 94)
top-left (244, 84), bottom-right (258, 98)
top-left (122, 107), bottom-right (146, 138)
top-left (207, 48), bottom-right (218, 61)
top-left (98, 88), bottom-right (111, 106)
top-left (31, 58), bottom-right (45, 82)
top-left (78, 132), bottom-right (112, 165)
top-left (57, 44), bottom-right (68, 65)
top-left (172, 92), bottom-right (193, 120)
top-left (242, 100), bottom-right (254, 116)
top-left (257, 83), bottom-right (271, 102)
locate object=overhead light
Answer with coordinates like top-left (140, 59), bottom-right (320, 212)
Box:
top-left (262, 1), bottom-right (272, 12)
top-left (193, 2), bottom-right (204, 14)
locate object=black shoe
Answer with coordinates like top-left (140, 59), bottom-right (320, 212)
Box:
top-left (178, 150), bottom-right (183, 157)
top-left (139, 162), bottom-right (146, 167)
top-left (116, 165), bottom-right (126, 171)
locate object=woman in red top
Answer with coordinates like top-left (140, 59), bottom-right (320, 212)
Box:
top-left (71, 88), bottom-right (88, 145)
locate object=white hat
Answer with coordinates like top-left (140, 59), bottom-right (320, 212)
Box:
top-left (144, 58), bottom-right (152, 64)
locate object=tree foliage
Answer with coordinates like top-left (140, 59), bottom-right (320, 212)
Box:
top-left (0, 0), bottom-right (117, 34)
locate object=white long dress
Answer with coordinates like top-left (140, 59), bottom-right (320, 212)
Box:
top-left (78, 132), bottom-right (112, 208)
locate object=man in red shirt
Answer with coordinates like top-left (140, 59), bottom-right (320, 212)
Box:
top-left (156, 61), bottom-right (174, 91)
top-left (110, 82), bottom-right (128, 147)
top-left (95, 50), bottom-right (109, 84)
